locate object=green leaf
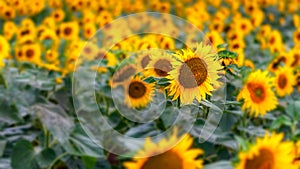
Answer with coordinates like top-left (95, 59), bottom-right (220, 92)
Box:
top-left (35, 148), bottom-right (56, 168)
top-left (270, 115), bottom-right (292, 130)
top-left (218, 50), bottom-right (238, 59)
top-left (217, 43), bottom-right (228, 49)
top-left (0, 139), bottom-right (7, 157)
top-left (82, 156), bottom-right (97, 169)
top-left (286, 101), bottom-right (300, 121)
top-left (11, 140), bottom-right (38, 169)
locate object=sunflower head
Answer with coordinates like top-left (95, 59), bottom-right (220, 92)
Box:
top-left (236, 133), bottom-right (297, 169)
top-left (237, 70), bottom-right (278, 117)
top-left (124, 76), bottom-right (155, 109)
top-left (124, 129), bottom-right (203, 169)
top-left (167, 42), bottom-right (223, 104)
top-left (274, 66), bottom-right (296, 97)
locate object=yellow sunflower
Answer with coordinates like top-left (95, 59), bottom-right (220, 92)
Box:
top-left (237, 70), bottom-right (278, 117)
top-left (145, 51), bottom-right (173, 78)
top-left (293, 140), bottom-right (300, 166)
top-left (0, 36), bottom-right (10, 68)
top-left (123, 129), bottom-right (203, 169)
top-left (274, 66), bottom-right (296, 97)
top-left (167, 43), bottom-right (223, 104)
top-left (21, 43), bottom-right (41, 64)
top-left (124, 76), bottom-right (155, 109)
top-left (236, 132), bottom-right (297, 169)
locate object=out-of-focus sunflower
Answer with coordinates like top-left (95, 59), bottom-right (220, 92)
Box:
top-left (3, 21), bottom-right (17, 40)
top-left (294, 28), bottom-right (300, 45)
top-left (297, 70), bottom-right (300, 92)
top-left (0, 36), bottom-right (10, 68)
top-left (274, 66), bottom-right (296, 97)
top-left (111, 64), bottom-right (138, 88)
top-left (236, 133), bottom-right (297, 169)
top-left (58, 22), bottom-right (79, 40)
top-left (294, 140), bottom-right (300, 166)
top-left (205, 31), bottom-right (224, 49)
top-left (237, 70), bottom-right (278, 117)
top-left (21, 43), bottom-right (41, 64)
top-left (290, 48), bottom-right (300, 67)
top-left (145, 51), bottom-right (173, 78)
top-left (83, 23), bottom-right (97, 39)
top-left (268, 52), bottom-right (292, 73)
top-left (123, 129), bottom-right (203, 169)
top-left (167, 43), bottom-right (222, 104)
top-left (124, 76), bottom-right (155, 108)
top-left (267, 30), bottom-right (284, 53)
top-left (51, 9), bottom-right (65, 22)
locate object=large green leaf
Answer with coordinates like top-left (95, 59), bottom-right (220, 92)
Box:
top-left (11, 140), bottom-right (39, 169)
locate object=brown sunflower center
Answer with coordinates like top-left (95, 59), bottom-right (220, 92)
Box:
top-left (178, 57), bottom-right (208, 88)
top-left (141, 151), bottom-right (183, 169)
top-left (247, 82), bottom-right (266, 103)
top-left (141, 55), bottom-right (150, 68)
top-left (244, 148), bottom-right (274, 169)
top-left (154, 59), bottom-right (172, 77)
top-left (297, 33), bottom-right (300, 40)
top-left (83, 47), bottom-right (92, 54)
top-left (278, 74), bottom-right (288, 89)
top-left (128, 81), bottom-right (146, 99)
top-left (25, 49), bottom-right (34, 59)
top-left (269, 36), bottom-right (275, 45)
top-left (64, 27), bottom-right (72, 35)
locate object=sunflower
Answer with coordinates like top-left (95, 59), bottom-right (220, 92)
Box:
top-left (123, 129), bottom-right (203, 169)
top-left (236, 132), bottom-right (297, 169)
top-left (167, 43), bottom-right (222, 104)
top-left (111, 64), bottom-right (138, 88)
top-left (145, 50), bottom-right (173, 78)
top-left (274, 66), bottom-right (296, 97)
top-left (0, 35), bottom-right (10, 59)
top-left (294, 140), bottom-right (300, 166)
top-left (124, 76), bottom-right (155, 108)
top-left (294, 28), bottom-right (300, 45)
top-left (237, 70), bottom-right (278, 117)
top-left (51, 9), bottom-right (65, 22)
top-left (22, 43), bottom-right (41, 64)
top-left (59, 22), bottom-right (79, 40)
top-left (297, 71), bottom-right (300, 92)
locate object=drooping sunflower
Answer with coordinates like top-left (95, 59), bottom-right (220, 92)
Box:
top-left (274, 66), bottom-right (296, 97)
top-left (145, 50), bottom-right (174, 78)
top-left (237, 70), bottom-right (278, 117)
top-left (167, 43), bottom-right (223, 104)
top-left (124, 76), bottom-right (155, 109)
top-left (236, 132), bottom-right (297, 169)
top-left (111, 64), bottom-right (138, 88)
top-left (123, 129), bottom-right (203, 169)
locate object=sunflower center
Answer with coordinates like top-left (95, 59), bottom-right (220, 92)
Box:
top-left (84, 47), bottom-right (92, 54)
top-left (154, 59), bottom-right (172, 77)
top-left (141, 55), bottom-right (150, 68)
top-left (247, 83), bottom-right (266, 103)
top-left (245, 148), bottom-right (274, 169)
top-left (278, 74), bottom-right (287, 89)
top-left (297, 33), bottom-right (300, 40)
top-left (64, 27), bottom-right (72, 35)
top-left (25, 49), bottom-right (34, 59)
top-left (141, 151), bottom-right (183, 169)
top-left (178, 57), bottom-right (208, 88)
top-left (128, 81), bottom-right (146, 99)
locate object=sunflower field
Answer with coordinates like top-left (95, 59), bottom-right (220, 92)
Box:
top-left (0, 0), bottom-right (300, 169)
